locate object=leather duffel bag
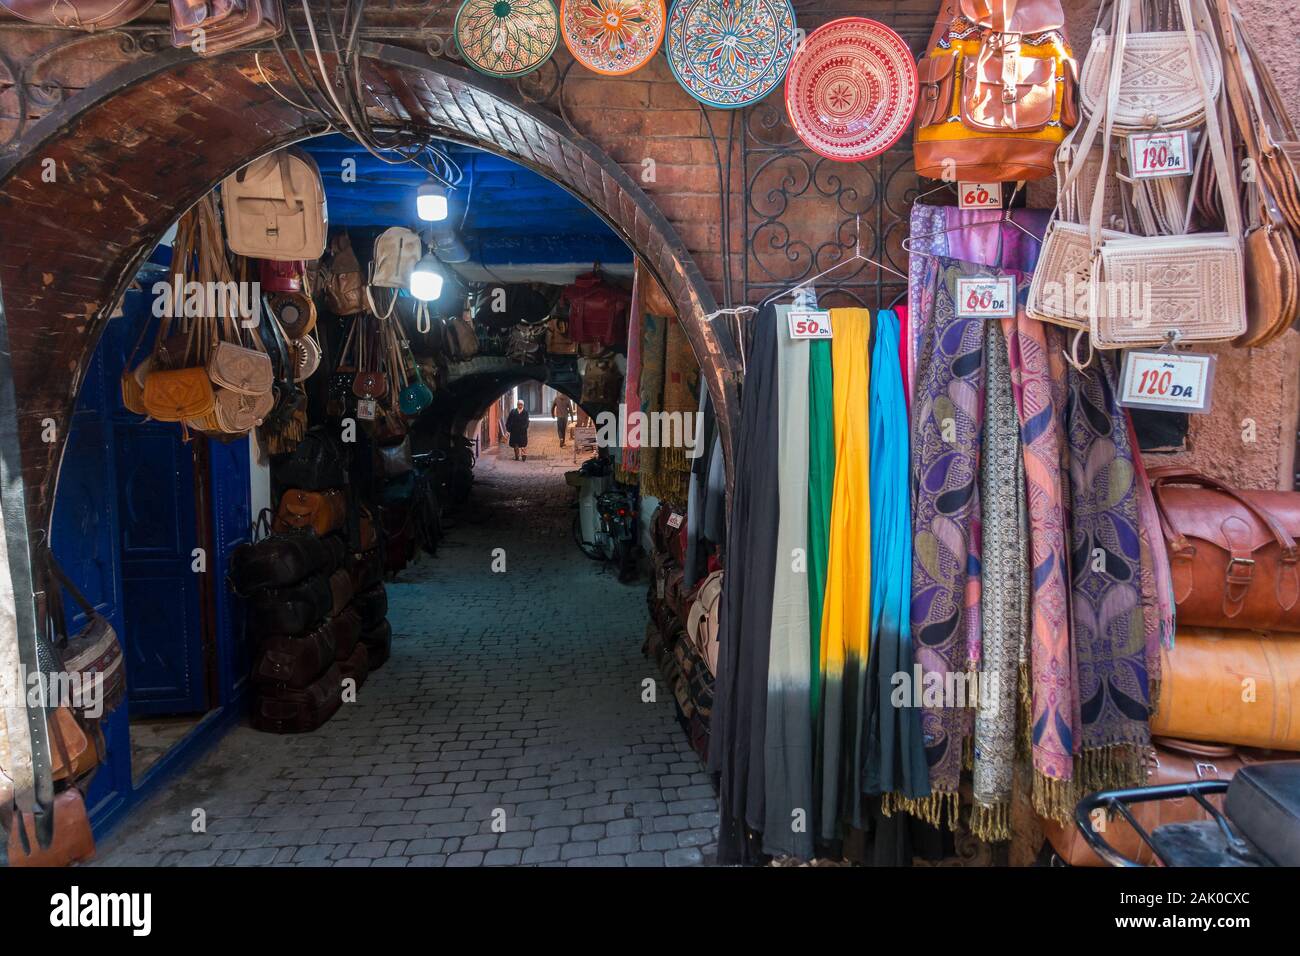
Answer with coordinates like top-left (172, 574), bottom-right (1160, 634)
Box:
top-left (331, 607), bottom-right (363, 661)
top-left (273, 488), bottom-right (347, 537)
top-left (1149, 627), bottom-right (1300, 751)
top-left (327, 568), bottom-right (354, 618)
top-left (1149, 466), bottom-right (1300, 631)
top-left (246, 572), bottom-right (333, 639)
top-left (338, 642), bottom-right (370, 690)
top-left (349, 547), bottom-right (384, 594)
top-left (352, 584), bottom-right (388, 630)
top-left (229, 529), bottom-right (330, 595)
top-left (251, 662), bottom-right (343, 734)
top-left (273, 427), bottom-right (348, 491)
top-left (1041, 737), bottom-right (1289, 866)
top-left (3, 788), bottom-right (95, 867)
top-left (359, 619), bottom-right (392, 670)
top-left (253, 625), bottom-right (338, 690)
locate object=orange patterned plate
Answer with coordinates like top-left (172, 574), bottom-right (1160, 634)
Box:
top-left (560, 0), bottom-right (666, 76)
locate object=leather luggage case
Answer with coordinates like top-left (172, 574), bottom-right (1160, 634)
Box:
top-left (229, 530), bottom-right (329, 595)
top-left (328, 567), bottom-right (355, 617)
top-left (360, 619), bottom-right (392, 670)
top-left (253, 624), bottom-right (338, 689)
top-left (1042, 737), bottom-right (1290, 866)
top-left (246, 572), bottom-right (333, 639)
top-left (4, 788), bottom-right (96, 867)
top-left (338, 641), bottom-right (370, 689)
top-left (273, 488), bottom-right (347, 536)
top-left (331, 607), bottom-right (362, 660)
top-left (251, 662), bottom-right (343, 734)
top-left (1149, 467), bottom-right (1300, 631)
top-left (1149, 627), bottom-right (1300, 750)
top-left (349, 547), bottom-right (384, 593)
top-left (320, 533), bottom-right (348, 575)
top-left (352, 584), bottom-right (388, 629)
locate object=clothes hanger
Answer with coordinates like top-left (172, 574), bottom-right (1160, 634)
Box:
top-left (900, 182), bottom-right (1041, 255)
top-left (758, 215), bottom-right (908, 310)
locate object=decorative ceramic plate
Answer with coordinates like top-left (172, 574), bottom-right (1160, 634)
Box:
top-left (455, 0), bottom-right (560, 78)
top-left (665, 0), bottom-right (797, 109)
top-left (560, 0), bottom-right (666, 76)
top-left (784, 17), bottom-right (917, 163)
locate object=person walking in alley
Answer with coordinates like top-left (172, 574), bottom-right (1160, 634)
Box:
top-left (506, 400), bottom-right (530, 461)
top-left (552, 391), bottom-right (573, 447)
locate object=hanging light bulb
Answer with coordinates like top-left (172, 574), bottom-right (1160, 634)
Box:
top-left (410, 253), bottom-right (444, 301)
top-left (416, 180), bottom-right (449, 222)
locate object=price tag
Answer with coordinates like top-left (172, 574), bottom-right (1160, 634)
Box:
top-left (958, 181), bottom-right (1003, 209)
top-left (1118, 350), bottom-right (1216, 414)
top-left (667, 511), bottom-right (684, 529)
top-left (1128, 129), bottom-right (1192, 179)
top-left (788, 309), bottom-right (833, 339)
top-left (356, 398), bottom-right (377, 421)
top-left (955, 275), bottom-right (1016, 319)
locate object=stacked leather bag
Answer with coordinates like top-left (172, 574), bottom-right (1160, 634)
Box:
top-left (273, 430), bottom-right (393, 674)
top-left (642, 504), bottom-right (714, 762)
top-left (1044, 467), bottom-right (1300, 864)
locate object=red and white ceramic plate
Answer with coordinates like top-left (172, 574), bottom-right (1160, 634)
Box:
top-left (784, 17), bottom-right (917, 163)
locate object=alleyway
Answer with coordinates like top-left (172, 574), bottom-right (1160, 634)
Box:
top-left (93, 421), bottom-right (718, 867)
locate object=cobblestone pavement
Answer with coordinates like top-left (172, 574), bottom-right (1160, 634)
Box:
top-left (93, 421), bottom-right (718, 867)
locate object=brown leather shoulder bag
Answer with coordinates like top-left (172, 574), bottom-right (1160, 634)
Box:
top-left (1148, 466), bottom-right (1300, 631)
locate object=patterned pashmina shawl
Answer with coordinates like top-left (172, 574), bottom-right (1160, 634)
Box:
top-left (906, 263), bottom-right (984, 827)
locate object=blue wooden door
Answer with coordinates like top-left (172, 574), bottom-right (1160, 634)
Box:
top-left (208, 437), bottom-right (253, 702)
top-left (105, 302), bottom-right (207, 717)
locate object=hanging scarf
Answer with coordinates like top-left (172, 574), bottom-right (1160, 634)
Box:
top-left (863, 309), bottom-right (929, 806)
top-left (906, 262), bottom-right (984, 827)
top-left (970, 319), bottom-right (1028, 841)
top-left (638, 311), bottom-right (668, 498)
top-left (763, 305), bottom-right (814, 860)
top-left (710, 304), bottom-right (780, 865)
top-left (1127, 414), bottom-right (1174, 707)
top-left (1064, 351), bottom-right (1151, 795)
top-left (1001, 311), bottom-right (1075, 819)
top-left (816, 308), bottom-right (872, 838)
top-left (807, 338), bottom-right (834, 807)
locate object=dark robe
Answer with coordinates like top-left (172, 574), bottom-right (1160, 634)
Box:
top-left (505, 409), bottom-right (530, 448)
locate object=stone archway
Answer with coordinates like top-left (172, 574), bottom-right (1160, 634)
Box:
top-left (0, 44), bottom-right (740, 533)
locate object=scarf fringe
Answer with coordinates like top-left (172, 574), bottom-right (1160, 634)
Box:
top-left (969, 801), bottom-right (1011, 842)
top-left (894, 791), bottom-right (961, 830)
top-left (659, 445), bottom-right (691, 475)
top-left (1032, 771), bottom-right (1076, 826)
top-left (1017, 658), bottom-right (1033, 761)
top-left (1077, 742), bottom-right (1146, 796)
top-left (962, 734), bottom-right (975, 773)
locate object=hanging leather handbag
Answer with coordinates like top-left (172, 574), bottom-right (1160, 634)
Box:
top-left (360, 619), bottom-right (392, 670)
top-left (352, 584), bottom-right (388, 629)
top-left (507, 322), bottom-right (547, 365)
top-left (4, 788), bottom-right (96, 867)
top-left (2, 0), bottom-right (151, 28)
top-left (685, 569), bottom-right (723, 676)
top-left (213, 387), bottom-right (273, 433)
top-left (562, 272), bottom-right (631, 347)
top-left (273, 488), bottom-right (347, 536)
top-left (286, 333), bottom-right (322, 383)
top-left (270, 291), bottom-right (317, 340)
top-left (1148, 467), bottom-right (1300, 631)
top-left (1079, 0), bottom-right (1221, 131)
top-left (41, 549), bottom-right (127, 722)
top-left (379, 436), bottom-right (415, 477)
top-left (580, 353), bottom-right (622, 405)
top-left (1149, 627), bottom-right (1300, 750)
top-left (246, 572), bottom-right (334, 638)
top-left (473, 284), bottom-right (552, 330)
top-left (252, 626), bottom-right (338, 689)
top-left (1038, 737), bottom-right (1291, 866)
top-left (324, 232), bottom-right (366, 316)
top-left (913, 0), bottom-right (1078, 182)
top-left (446, 315), bottom-right (480, 361)
top-left (273, 427), bottom-right (348, 490)
top-left (47, 706), bottom-right (95, 785)
top-left (546, 311), bottom-right (578, 355)
top-left (258, 258), bottom-right (303, 294)
top-left (252, 662), bottom-right (343, 734)
top-left (370, 227), bottom-right (422, 290)
top-left (143, 365), bottom-right (214, 423)
top-left (220, 146), bottom-right (326, 259)
top-left (229, 528), bottom-right (331, 595)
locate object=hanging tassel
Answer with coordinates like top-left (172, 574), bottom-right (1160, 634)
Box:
top-left (894, 791), bottom-right (960, 830)
top-left (1032, 771), bottom-right (1076, 826)
top-left (969, 801), bottom-right (1011, 842)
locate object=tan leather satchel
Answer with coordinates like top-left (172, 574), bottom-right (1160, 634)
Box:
top-left (324, 232), bottom-right (366, 316)
top-left (1150, 628), bottom-right (1300, 750)
top-left (143, 366), bottom-right (215, 423)
top-left (273, 488), bottom-right (347, 536)
top-left (4, 788), bottom-right (96, 867)
top-left (221, 148), bottom-right (326, 260)
top-left (1149, 466), bottom-right (1300, 632)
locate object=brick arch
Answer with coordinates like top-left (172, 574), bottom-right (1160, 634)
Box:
top-left (0, 44), bottom-right (739, 531)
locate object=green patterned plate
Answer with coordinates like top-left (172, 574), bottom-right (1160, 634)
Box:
top-left (455, 0), bottom-right (561, 78)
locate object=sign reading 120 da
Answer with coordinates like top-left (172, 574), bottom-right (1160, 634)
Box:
top-left (788, 310), bottom-right (833, 339)
top-left (1118, 350), bottom-right (1216, 414)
